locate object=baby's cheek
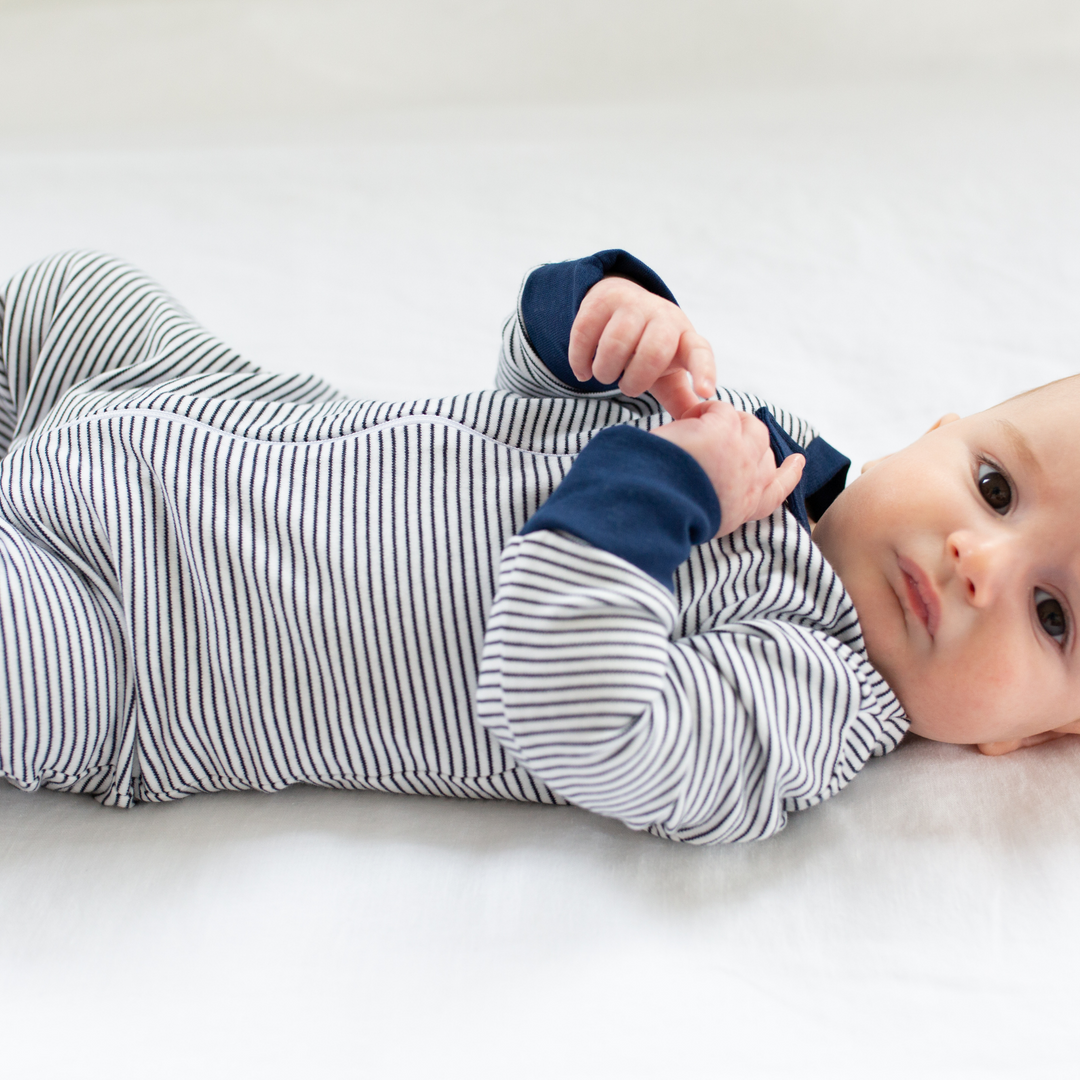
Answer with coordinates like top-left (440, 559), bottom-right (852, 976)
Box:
top-left (911, 644), bottom-right (1033, 744)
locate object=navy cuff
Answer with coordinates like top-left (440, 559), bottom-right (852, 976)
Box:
top-left (802, 437), bottom-right (850, 522)
top-left (520, 250), bottom-right (678, 392)
top-left (754, 407), bottom-right (850, 531)
top-left (521, 425), bottom-right (719, 589)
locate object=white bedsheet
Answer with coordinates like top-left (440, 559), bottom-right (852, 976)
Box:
top-left (2, 62), bottom-right (1080, 1078)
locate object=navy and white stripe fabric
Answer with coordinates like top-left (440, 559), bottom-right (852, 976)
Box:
top-left (0, 249), bottom-right (907, 842)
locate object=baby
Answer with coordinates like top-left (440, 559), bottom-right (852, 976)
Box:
top-left (0, 248), bottom-right (1069, 845)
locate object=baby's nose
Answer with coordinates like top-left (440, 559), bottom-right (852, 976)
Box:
top-left (947, 529), bottom-right (1016, 607)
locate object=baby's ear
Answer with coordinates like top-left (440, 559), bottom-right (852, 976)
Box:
top-left (927, 412), bottom-right (961, 433)
top-left (860, 413), bottom-right (962, 475)
top-left (860, 453), bottom-right (891, 475)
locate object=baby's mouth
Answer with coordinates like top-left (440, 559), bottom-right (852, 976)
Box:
top-left (897, 556), bottom-right (941, 639)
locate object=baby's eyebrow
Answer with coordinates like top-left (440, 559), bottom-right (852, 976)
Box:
top-left (994, 418), bottom-right (1041, 476)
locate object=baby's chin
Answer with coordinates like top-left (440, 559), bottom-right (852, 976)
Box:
top-left (885, 680), bottom-right (996, 745)
top-left (903, 700), bottom-right (1028, 747)
top-left (863, 643), bottom-right (1011, 745)
top-left (905, 713), bottom-right (967, 743)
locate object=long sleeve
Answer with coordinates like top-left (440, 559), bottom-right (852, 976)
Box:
top-left (476, 528), bottom-right (907, 844)
top-left (495, 249), bottom-right (676, 401)
top-left (476, 425), bottom-right (905, 844)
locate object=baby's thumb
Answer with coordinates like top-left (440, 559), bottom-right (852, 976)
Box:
top-left (749, 453), bottom-right (804, 525)
top-left (774, 453), bottom-right (805, 503)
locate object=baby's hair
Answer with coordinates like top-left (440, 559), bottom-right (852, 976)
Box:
top-left (999, 371), bottom-right (1080, 407)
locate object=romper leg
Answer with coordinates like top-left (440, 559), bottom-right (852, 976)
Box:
top-left (0, 507), bottom-right (125, 800)
top-left (0, 250), bottom-right (252, 456)
top-left (0, 250), bottom-right (345, 459)
top-left (0, 250), bottom-right (347, 804)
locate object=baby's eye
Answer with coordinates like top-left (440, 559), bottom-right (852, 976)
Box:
top-left (1035, 588), bottom-right (1068, 643)
top-left (977, 462), bottom-right (1011, 513)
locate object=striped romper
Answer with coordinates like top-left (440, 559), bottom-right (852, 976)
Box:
top-left (0, 249), bottom-right (908, 844)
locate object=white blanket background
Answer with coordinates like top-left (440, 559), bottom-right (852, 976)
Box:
top-left (1, 2), bottom-right (1080, 1075)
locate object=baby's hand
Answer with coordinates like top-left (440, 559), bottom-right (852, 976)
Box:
top-left (569, 277), bottom-right (715, 419)
top-left (653, 400), bottom-right (805, 537)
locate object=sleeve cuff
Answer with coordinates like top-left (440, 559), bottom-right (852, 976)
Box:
top-left (753, 407), bottom-right (851, 531)
top-left (520, 425), bottom-right (720, 589)
top-left (520, 249), bottom-right (678, 391)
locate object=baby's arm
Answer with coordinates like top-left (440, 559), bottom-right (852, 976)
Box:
top-left (477, 529), bottom-right (899, 843)
top-left (477, 399), bottom-right (902, 843)
top-left (474, 393), bottom-right (893, 843)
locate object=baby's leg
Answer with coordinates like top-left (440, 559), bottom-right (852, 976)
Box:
top-left (0, 250), bottom-right (351, 805)
top-left (0, 250), bottom-right (338, 457)
top-left (0, 508), bottom-right (125, 801)
top-left (1, 251), bottom-right (204, 452)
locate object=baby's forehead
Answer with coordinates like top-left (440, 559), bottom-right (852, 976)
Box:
top-left (993, 376), bottom-right (1080, 429)
top-left (985, 381), bottom-right (1080, 453)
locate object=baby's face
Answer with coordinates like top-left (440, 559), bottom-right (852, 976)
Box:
top-left (813, 379), bottom-right (1080, 754)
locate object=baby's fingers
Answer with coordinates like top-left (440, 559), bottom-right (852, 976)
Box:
top-left (675, 330), bottom-right (715, 400)
top-left (650, 370), bottom-right (701, 420)
top-left (568, 293), bottom-right (619, 382)
top-left (617, 318), bottom-right (680, 397)
top-left (591, 307), bottom-right (648, 386)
